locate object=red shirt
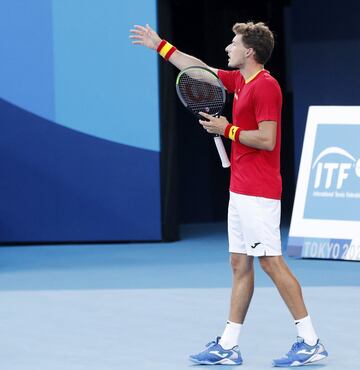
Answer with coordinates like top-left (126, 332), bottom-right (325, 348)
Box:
top-left (218, 69), bottom-right (282, 200)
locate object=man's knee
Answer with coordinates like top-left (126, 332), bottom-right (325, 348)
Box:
top-left (230, 253), bottom-right (253, 276)
top-left (259, 256), bottom-right (282, 275)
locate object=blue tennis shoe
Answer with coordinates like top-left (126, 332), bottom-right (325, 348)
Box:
top-left (272, 336), bottom-right (328, 367)
top-left (189, 337), bottom-right (243, 365)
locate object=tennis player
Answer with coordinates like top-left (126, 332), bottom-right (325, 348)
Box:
top-left (130, 22), bottom-right (328, 367)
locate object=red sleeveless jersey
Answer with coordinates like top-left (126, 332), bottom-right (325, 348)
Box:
top-left (218, 69), bottom-right (282, 200)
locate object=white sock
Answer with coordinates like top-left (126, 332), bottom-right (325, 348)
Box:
top-left (219, 320), bottom-right (242, 349)
top-left (294, 315), bottom-right (318, 346)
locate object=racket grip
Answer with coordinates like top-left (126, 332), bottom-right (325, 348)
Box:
top-left (213, 135), bottom-right (231, 168)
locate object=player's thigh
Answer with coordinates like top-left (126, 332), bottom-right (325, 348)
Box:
top-left (259, 196), bottom-right (281, 255)
top-left (228, 192), bottom-right (247, 254)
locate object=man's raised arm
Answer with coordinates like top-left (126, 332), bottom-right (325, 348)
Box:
top-left (129, 24), bottom-right (218, 74)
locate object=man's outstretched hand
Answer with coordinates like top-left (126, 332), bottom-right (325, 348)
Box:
top-left (129, 24), bottom-right (162, 50)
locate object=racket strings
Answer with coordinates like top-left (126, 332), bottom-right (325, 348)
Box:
top-left (177, 71), bottom-right (225, 116)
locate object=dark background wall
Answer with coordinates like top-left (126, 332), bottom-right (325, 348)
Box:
top-left (158, 0), bottom-right (294, 235)
top-left (291, 0), bottom-right (360, 175)
top-left (159, 0), bottom-right (360, 239)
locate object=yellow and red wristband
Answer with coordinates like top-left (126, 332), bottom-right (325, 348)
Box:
top-left (224, 124), bottom-right (241, 142)
top-left (157, 40), bottom-right (177, 61)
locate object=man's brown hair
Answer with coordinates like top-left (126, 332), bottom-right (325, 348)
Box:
top-left (232, 22), bottom-right (274, 65)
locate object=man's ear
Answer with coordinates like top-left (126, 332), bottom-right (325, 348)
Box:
top-left (246, 48), bottom-right (254, 57)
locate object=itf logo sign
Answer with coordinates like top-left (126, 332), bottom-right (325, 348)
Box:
top-left (304, 124), bottom-right (360, 221)
top-left (313, 147), bottom-right (360, 189)
top-left (288, 106), bottom-right (360, 260)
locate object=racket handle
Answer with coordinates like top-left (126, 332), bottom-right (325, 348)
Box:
top-left (213, 135), bottom-right (231, 168)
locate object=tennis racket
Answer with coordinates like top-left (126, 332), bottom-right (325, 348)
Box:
top-left (176, 66), bottom-right (231, 168)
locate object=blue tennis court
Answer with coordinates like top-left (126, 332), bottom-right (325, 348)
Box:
top-left (1, 223), bottom-right (358, 369)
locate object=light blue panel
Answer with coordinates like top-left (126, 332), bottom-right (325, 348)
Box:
top-left (304, 124), bottom-right (360, 221)
top-left (52, 0), bottom-right (160, 151)
top-left (0, 0), bottom-right (54, 120)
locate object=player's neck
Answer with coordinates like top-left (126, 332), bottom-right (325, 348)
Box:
top-left (240, 63), bottom-right (264, 82)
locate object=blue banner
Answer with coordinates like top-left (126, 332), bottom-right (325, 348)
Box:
top-left (0, 1), bottom-right (161, 242)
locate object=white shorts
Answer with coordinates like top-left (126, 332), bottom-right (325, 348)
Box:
top-left (228, 191), bottom-right (282, 256)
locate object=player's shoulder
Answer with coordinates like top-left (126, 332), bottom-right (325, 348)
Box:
top-left (257, 70), bottom-right (280, 88)
top-left (254, 70), bottom-right (281, 93)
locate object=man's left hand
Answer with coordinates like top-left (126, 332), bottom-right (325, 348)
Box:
top-left (199, 112), bottom-right (229, 135)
